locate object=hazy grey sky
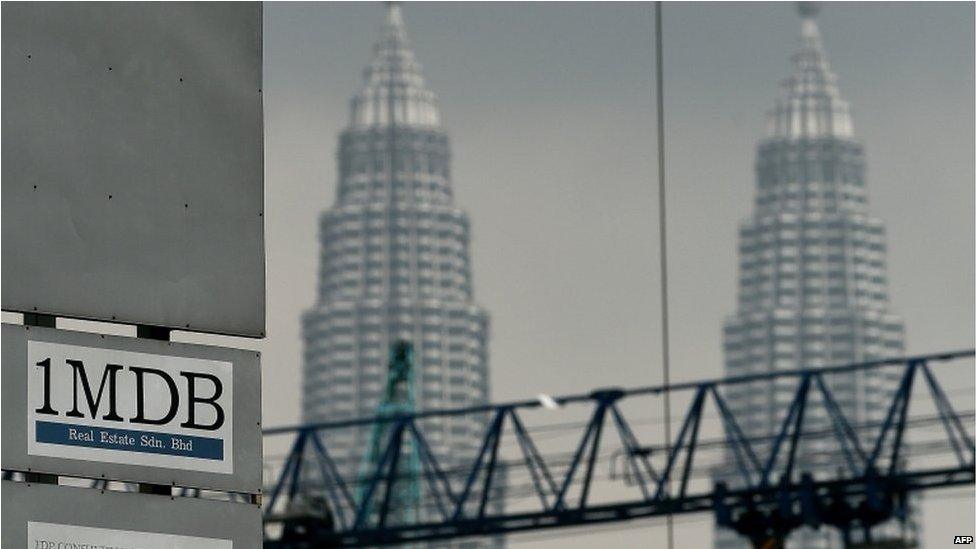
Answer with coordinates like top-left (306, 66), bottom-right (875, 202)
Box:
top-left (196, 2), bottom-right (973, 546)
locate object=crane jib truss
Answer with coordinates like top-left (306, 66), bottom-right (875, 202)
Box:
top-left (262, 350), bottom-right (975, 547)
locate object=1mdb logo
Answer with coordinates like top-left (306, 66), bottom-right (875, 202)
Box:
top-left (954, 536), bottom-right (974, 544)
top-left (27, 340), bottom-right (235, 474)
top-left (33, 357), bottom-right (225, 430)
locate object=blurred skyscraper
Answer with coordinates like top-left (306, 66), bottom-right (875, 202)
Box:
top-left (715, 4), bottom-right (913, 547)
top-left (301, 2), bottom-right (496, 538)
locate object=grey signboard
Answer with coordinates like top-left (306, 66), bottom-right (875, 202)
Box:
top-left (1, 324), bottom-right (262, 493)
top-left (1, 2), bottom-right (265, 337)
top-left (2, 480), bottom-right (261, 549)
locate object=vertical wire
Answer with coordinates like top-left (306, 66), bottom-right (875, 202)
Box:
top-left (653, 3), bottom-right (675, 549)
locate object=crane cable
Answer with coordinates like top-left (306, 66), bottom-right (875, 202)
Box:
top-left (653, 3), bottom-right (674, 549)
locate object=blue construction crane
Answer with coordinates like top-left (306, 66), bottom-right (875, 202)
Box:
top-left (263, 349), bottom-right (975, 548)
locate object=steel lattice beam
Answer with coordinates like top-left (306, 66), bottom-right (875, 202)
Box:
top-left (262, 350), bottom-right (975, 547)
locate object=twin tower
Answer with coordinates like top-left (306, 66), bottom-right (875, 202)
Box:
top-left (300, 3), bottom-right (491, 490)
top-left (301, 4), bottom-right (909, 548)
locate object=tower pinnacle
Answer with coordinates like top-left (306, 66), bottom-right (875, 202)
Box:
top-left (383, 1), bottom-right (407, 45)
top-left (350, 2), bottom-right (441, 128)
top-left (766, 0), bottom-right (851, 139)
top-left (797, 1), bottom-right (820, 19)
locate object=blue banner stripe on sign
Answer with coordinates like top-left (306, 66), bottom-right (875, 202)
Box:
top-left (35, 421), bottom-right (224, 461)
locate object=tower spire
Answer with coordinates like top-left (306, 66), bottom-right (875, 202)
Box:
top-left (796, 1), bottom-right (820, 19)
top-left (349, 2), bottom-right (441, 128)
top-left (766, 1), bottom-right (853, 139)
top-left (382, 1), bottom-right (408, 47)
top-left (797, 2), bottom-right (824, 53)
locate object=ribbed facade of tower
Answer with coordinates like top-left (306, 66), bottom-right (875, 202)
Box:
top-left (301, 3), bottom-right (494, 533)
top-left (715, 5), bottom-right (913, 548)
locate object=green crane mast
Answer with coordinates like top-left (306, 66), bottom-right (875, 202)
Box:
top-left (356, 340), bottom-right (422, 526)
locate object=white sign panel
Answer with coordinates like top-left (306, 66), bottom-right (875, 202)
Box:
top-left (28, 522), bottom-right (231, 549)
top-left (2, 481), bottom-right (260, 548)
top-left (27, 341), bottom-right (233, 474)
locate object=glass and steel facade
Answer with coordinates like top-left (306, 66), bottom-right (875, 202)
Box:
top-left (715, 5), bottom-right (913, 548)
top-left (301, 4), bottom-right (495, 536)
